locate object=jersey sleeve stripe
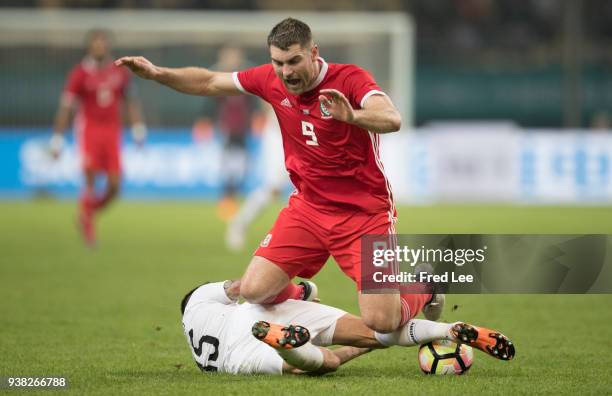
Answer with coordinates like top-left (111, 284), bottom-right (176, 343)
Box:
top-left (367, 131), bottom-right (397, 226)
top-left (232, 71), bottom-right (248, 94)
top-left (359, 90), bottom-right (387, 109)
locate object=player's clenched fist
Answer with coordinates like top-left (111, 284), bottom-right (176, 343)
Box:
top-left (115, 56), bottom-right (159, 80)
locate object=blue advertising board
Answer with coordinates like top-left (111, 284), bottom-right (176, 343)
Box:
top-left (0, 129), bottom-right (263, 199)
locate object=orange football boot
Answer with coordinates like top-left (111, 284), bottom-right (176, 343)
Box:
top-left (451, 322), bottom-right (515, 361)
top-left (252, 321), bottom-right (310, 349)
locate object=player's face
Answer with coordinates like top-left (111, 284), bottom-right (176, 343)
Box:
top-left (88, 34), bottom-right (111, 61)
top-left (270, 43), bottom-right (319, 95)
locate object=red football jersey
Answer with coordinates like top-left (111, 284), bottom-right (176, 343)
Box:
top-left (234, 58), bottom-right (396, 217)
top-left (63, 57), bottom-right (130, 139)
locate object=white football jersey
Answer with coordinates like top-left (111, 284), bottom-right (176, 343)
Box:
top-left (181, 282), bottom-right (346, 375)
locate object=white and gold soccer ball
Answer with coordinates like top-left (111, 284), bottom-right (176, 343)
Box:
top-left (418, 340), bottom-right (474, 375)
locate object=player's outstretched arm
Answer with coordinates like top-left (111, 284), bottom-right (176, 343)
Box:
top-left (49, 95), bottom-right (75, 159)
top-left (319, 89), bottom-right (401, 133)
top-left (115, 56), bottom-right (242, 97)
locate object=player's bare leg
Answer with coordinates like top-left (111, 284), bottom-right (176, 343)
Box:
top-left (253, 315), bottom-right (382, 351)
top-left (327, 313), bottom-right (461, 352)
top-left (252, 320), bottom-right (371, 374)
top-left (282, 346), bottom-right (371, 375)
top-left (78, 169), bottom-right (97, 247)
top-left (241, 254), bottom-right (321, 305)
top-left (358, 293), bottom-right (402, 333)
top-left (368, 315), bottom-right (516, 361)
top-left (240, 256), bottom-right (317, 304)
top-left (78, 171), bottom-right (120, 247)
top-left (96, 172), bottom-right (120, 211)
top-left (240, 256), bottom-right (305, 304)
top-left (251, 306), bottom-right (514, 375)
top-left (240, 256), bottom-right (290, 303)
top-left (331, 314), bottom-right (387, 348)
top-left (253, 313), bottom-right (513, 373)
top-left (342, 310), bottom-right (517, 362)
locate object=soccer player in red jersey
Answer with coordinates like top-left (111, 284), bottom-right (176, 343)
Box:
top-left (117, 18), bottom-right (438, 334)
top-left (51, 30), bottom-right (147, 247)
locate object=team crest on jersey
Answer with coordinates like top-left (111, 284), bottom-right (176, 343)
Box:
top-left (320, 101), bottom-right (332, 119)
top-left (260, 234), bottom-right (273, 247)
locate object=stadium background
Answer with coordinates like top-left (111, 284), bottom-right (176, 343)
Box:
top-left (1, 1), bottom-right (611, 395)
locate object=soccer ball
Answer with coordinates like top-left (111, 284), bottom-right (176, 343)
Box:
top-left (418, 340), bottom-right (473, 375)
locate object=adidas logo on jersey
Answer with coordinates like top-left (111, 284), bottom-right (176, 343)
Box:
top-left (281, 98), bottom-right (292, 107)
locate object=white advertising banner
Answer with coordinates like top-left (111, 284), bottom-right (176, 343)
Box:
top-left (379, 127), bottom-right (612, 204)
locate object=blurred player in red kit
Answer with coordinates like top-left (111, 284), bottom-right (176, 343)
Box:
top-left (117, 18), bottom-right (444, 338)
top-left (50, 30), bottom-right (147, 247)
top-left (192, 45), bottom-right (262, 220)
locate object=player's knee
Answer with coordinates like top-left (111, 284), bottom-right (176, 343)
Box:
top-left (321, 353), bottom-right (341, 372)
top-left (239, 281), bottom-right (268, 304)
top-left (362, 312), bottom-right (398, 334)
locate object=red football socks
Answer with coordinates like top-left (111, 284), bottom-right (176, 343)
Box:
top-left (399, 293), bottom-right (432, 327)
top-left (263, 283), bottom-right (304, 304)
top-left (79, 187), bottom-right (96, 215)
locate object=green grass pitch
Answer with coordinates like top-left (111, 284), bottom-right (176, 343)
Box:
top-left (1, 200), bottom-right (611, 395)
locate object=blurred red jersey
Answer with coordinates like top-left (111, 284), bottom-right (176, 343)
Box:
top-left (63, 57), bottom-right (131, 173)
top-left (63, 57), bottom-right (131, 140)
top-left (234, 59), bottom-right (395, 218)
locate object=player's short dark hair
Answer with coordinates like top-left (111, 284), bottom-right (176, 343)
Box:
top-left (180, 282), bottom-right (210, 315)
top-left (267, 18), bottom-right (312, 50)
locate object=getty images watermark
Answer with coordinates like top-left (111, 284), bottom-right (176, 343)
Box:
top-left (360, 235), bottom-right (611, 294)
top-left (371, 243), bottom-right (487, 284)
